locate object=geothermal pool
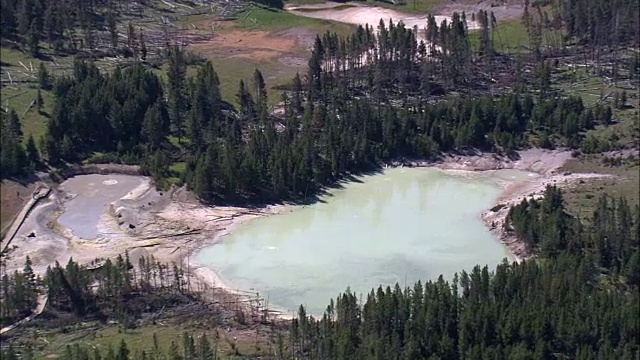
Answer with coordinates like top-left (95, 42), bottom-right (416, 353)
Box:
top-left (196, 168), bottom-right (536, 316)
top-left (57, 174), bottom-right (145, 240)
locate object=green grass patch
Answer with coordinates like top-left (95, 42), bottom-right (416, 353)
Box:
top-left (556, 65), bottom-right (639, 106)
top-left (557, 67), bottom-right (640, 151)
top-left (0, 45), bottom-right (77, 77)
top-left (32, 321), bottom-right (272, 359)
top-left (167, 135), bottom-right (184, 148)
top-left (1, 87), bottom-right (54, 144)
top-left (581, 109), bottom-right (639, 152)
top-left (1, 46), bottom-right (95, 145)
top-left (175, 11), bottom-right (213, 28)
top-left (170, 161), bottom-right (186, 173)
top-left (468, 19), bottom-right (529, 54)
top-left (561, 155), bottom-right (640, 220)
top-left (208, 56), bottom-right (296, 108)
top-left (1, 46), bottom-right (36, 68)
top-left (468, 18), bottom-right (564, 55)
top-left (236, 5), bottom-right (354, 34)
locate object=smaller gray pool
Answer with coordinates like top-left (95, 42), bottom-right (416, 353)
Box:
top-left (57, 174), bottom-right (145, 240)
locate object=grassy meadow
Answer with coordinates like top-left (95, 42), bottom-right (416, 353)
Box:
top-left (16, 319), bottom-right (276, 359)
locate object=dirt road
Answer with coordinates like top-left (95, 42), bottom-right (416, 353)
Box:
top-left (0, 293), bottom-right (48, 336)
top-left (1, 185), bottom-right (51, 255)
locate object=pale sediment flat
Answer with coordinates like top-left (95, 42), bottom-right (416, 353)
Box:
top-left (285, 2), bottom-right (480, 43)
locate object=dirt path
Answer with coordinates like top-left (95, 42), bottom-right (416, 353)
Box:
top-left (0, 293), bottom-right (48, 336)
top-left (1, 185), bottom-right (51, 255)
top-left (1, 180), bottom-right (39, 237)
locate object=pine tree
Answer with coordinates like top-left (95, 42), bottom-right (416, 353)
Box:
top-left (26, 134), bottom-right (39, 165)
top-left (7, 109), bottom-right (23, 141)
top-left (4, 345), bottom-right (19, 360)
top-left (107, 11), bottom-right (118, 49)
top-left (43, 2), bottom-right (56, 43)
top-left (127, 22), bottom-right (137, 58)
top-left (291, 73), bottom-right (303, 114)
top-left (252, 68), bottom-right (267, 112)
top-left (197, 335), bottom-right (215, 360)
top-left (169, 341), bottom-right (182, 360)
top-left (38, 62), bottom-right (50, 90)
top-left (16, 0), bottom-right (32, 36)
top-left (43, 132), bottom-right (60, 165)
top-left (27, 21), bottom-right (40, 57)
top-left (22, 256), bottom-right (37, 310)
top-left (117, 339), bottom-right (130, 360)
top-left (0, 0), bottom-right (17, 38)
top-left (35, 88), bottom-right (43, 111)
top-left (139, 30), bottom-right (147, 61)
top-left (236, 79), bottom-right (255, 122)
top-left (142, 100), bottom-right (169, 150)
top-left (153, 333), bottom-right (161, 360)
top-left (167, 45), bottom-right (187, 141)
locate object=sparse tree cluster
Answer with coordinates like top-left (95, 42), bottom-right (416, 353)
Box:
top-left (0, 0), bottom-right (150, 58)
top-left (0, 256), bottom-right (40, 325)
top-left (0, 109), bottom-right (36, 177)
top-left (2, 332), bottom-right (220, 360)
top-left (0, 253), bottom-right (195, 328)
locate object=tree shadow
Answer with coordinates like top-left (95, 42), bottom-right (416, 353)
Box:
top-left (34, 53), bottom-right (53, 62)
top-left (507, 151), bottom-right (521, 161)
top-left (3, 172), bottom-right (41, 186)
top-left (201, 163), bottom-right (385, 209)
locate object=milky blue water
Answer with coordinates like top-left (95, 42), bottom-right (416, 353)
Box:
top-left (196, 168), bottom-right (533, 315)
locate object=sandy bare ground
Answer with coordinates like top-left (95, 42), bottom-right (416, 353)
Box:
top-left (187, 19), bottom-right (316, 71)
top-left (192, 29), bottom-right (298, 61)
top-left (1, 178), bottom-right (293, 317)
top-left (1, 148), bottom-right (610, 320)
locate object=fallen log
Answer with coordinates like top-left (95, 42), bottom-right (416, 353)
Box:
top-left (22, 99), bottom-right (35, 116)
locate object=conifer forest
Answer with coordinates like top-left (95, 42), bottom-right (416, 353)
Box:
top-left (0, 0), bottom-right (638, 358)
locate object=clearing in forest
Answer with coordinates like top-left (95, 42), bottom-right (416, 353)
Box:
top-left (183, 6), bottom-right (355, 105)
